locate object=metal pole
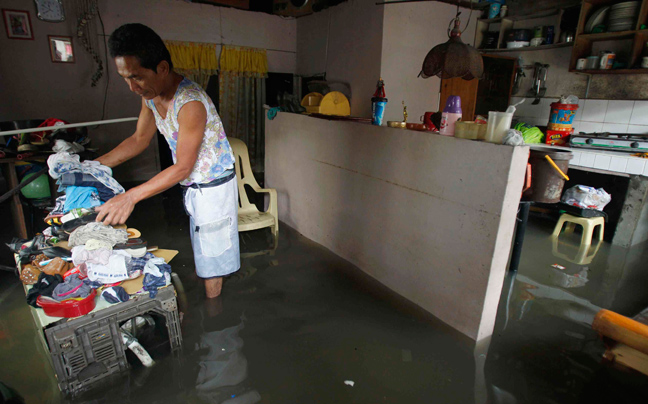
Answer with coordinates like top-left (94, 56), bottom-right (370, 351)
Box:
top-left (0, 117), bottom-right (138, 137)
top-left (509, 201), bottom-right (531, 273)
top-left (0, 166), bottom-right (49, 204)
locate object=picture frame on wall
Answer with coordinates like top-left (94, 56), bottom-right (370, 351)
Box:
top-left (48, 35), bottom-right (74, 63)
top-left (2, 9), bottom-right (33, 40)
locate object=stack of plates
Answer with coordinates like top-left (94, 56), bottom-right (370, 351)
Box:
top-left (585, 6), bottom-right (609, 33)
top-left (608, 1), bottom-right (639, 32)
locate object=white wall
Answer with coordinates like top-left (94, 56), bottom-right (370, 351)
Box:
top-left (266, 112), bottom-right (529, 341)
top-left (380, 3), bottom-right (476, 123)
top-left (0, 0), bottom-right (296, 182)
top-left (102, 0), bottom-right (297, 74)
top-left (297, 0), bottom-right (384, 118)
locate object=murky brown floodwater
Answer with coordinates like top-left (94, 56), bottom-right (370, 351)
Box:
top-left (0, 191), bottom-right (647, 403)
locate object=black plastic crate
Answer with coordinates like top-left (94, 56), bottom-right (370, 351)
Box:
top-left (42, 285), bottom-right (182, 396)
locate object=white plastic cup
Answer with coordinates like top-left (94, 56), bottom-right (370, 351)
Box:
top-left (485, 111), bottom-right (513, 144)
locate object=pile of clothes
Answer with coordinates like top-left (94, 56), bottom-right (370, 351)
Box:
top-left (13, 151), bottom-right (174, 312)
top-left (43, 152), bottom-right (126, 245)
top-left (20, 222), bottom-right (173, 308)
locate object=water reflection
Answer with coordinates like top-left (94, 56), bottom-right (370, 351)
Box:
top-left (485, 217), bottom-right (648, 404)
top-left (195, 316), bottom-right (260, 404)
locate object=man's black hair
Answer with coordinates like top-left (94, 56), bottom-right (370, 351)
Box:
top-left (108, 23), bottom-right (173, 72)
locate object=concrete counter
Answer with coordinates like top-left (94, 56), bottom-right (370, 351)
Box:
top-left (265, 113), bottom-right (529, 341)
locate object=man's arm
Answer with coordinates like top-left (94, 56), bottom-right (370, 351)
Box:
top-left (95, 99), bottom-right (158, 168)
top-left (95, 101), bottom-right (207, 225)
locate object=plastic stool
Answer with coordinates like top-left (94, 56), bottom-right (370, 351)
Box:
top-left (552, 213), bottom-right (604, 245)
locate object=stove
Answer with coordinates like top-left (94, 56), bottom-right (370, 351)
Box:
top-left (569, 132), bottom-right (648, 153)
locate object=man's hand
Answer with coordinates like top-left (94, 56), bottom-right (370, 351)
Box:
top-left (95, 192), bottom-right (137, 225)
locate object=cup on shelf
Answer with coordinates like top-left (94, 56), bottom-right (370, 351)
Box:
top-left (530, 37), bottom-right (544, 47)
top-left (585, 56), bottom-right (600, 70)
top-left (599, 52), bottom-right (615, 70)
top-left (642, 56), bottom-right (648, 68)
top-left (576, 58), bottom-right (587, 70)
top-left (485, 111), bottom-right (514, 144)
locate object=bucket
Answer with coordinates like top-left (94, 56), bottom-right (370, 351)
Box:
top-left (548, 103), bottom-right (578, 132)
top-left (523, 146), bottom-right (573, 203)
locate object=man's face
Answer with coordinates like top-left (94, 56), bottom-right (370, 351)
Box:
top-left (115, 56), bottom-right (165, 100)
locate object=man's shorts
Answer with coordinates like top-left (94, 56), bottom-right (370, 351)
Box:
top-left (183, 175), bottom-right (240, 278)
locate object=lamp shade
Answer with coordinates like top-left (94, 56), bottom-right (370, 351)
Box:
top-left (420, 17), bottom-right (483, 80)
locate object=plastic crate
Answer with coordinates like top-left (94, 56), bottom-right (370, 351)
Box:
top-left (42, 285), bottom-right (182, 396)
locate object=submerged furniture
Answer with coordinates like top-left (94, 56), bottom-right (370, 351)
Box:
top-left (228, 137), bottom-right (279, 247)
top-left (552, 236), bottom-right (602, 265)
top-left (552, 213), bottom-right (605, 246)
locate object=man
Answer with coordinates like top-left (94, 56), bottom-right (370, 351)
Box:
top-left (95, 23), bottom-right (239, 298)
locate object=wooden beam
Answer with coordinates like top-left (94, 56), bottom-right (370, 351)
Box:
top-left (593, 309), bottom-right (648, 357)
top-left (194, 0), bottom-right (250, 10)
top-left (376, 0), bottom-right (489, 9)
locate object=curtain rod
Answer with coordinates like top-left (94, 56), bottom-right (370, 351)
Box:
top-left (0, 117), bottom-right (138, 137)
top-left (98, 34), bottom-right (296, 53)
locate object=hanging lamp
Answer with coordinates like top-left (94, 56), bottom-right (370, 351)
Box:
top-left (419, 7), bottom-right (483, 81)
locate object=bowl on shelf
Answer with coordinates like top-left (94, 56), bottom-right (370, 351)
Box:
top-left (507, 41), bottom-right (530, 49)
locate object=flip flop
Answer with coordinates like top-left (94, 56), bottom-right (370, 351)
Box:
top-left (61, 213), bottom-right (99, 234)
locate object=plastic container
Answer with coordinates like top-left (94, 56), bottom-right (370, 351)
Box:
top-left (372, 97), bottom-right (388, 126)
top-left (485, 111), bottom-right (513, 143)
top-left (548, 103), bottom-right (579, 132)
top-left (440, 95), bottom-right (462, 136)
top-left (37, 289), bottom-right (97, 317)
top-left (523, 146), bottom-right (573, 203)
top-left (43, 286), bottom-right (182, 396)
top-left (546, 129), bottom-right (573, 146)
top-left (454, 121), bottom-right (486, 140)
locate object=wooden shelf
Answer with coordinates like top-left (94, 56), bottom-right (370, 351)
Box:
top-left (475, 3), bottom-right (580, 54)
top-left (477, 9), bottom-right (561, 23)
top-left (377, 0), bottom-right (489, 8)
top-left (578, 30), bottom-right (637, 41)
top-left (570, 0), bottom-right (648, 73)
top-left (569, 68), bottom-right (648, 74)
top-left (481, 42), bottom-right (574, 53)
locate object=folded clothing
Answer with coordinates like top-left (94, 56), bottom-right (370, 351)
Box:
top-left (27, 273), bottom-right (64, 308)
top-left (86, 250), bottom-right (132, 284)
top-left (52, 274), bottom-right (92, 301)
top-left (101, 286), bottom-right (130, 304)
top-left (58, 172), bottom-right (117, 201)
top-left (68, 222), bottom-right (128, 248)
top-left (48, 152), bottom-right (125, 195)
top-left (64, 186), bottom-right (103, 213)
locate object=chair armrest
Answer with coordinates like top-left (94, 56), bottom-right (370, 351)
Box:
top-left (253, 188), bottom-right (277, 217)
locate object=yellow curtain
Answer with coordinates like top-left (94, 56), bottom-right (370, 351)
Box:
top-left (164, 40), bottom-right (219, 88)
top-left (219, 46), bottom-right (267, 171)
top-left (219, 45), bottom-right (268, 78)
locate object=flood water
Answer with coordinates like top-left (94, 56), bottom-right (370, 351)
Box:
top-left (0, 191), bottom-right (647, 403)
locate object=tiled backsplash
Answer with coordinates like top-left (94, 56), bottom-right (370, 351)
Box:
top-left (510, 97), bottom-right (648, 135)
top-left (571, 149), bottom-right (648, 176)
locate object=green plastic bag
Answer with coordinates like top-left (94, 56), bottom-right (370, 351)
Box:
top-left (514, 122), bottom-right (544, 144)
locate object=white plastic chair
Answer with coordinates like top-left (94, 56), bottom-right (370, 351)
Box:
top-left (228, 137), bottom-right (278, 247)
